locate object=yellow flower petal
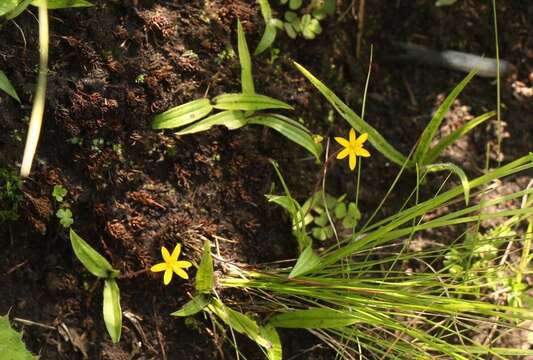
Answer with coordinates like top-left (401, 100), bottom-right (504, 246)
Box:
top-left (337, 148), bottom-right (350, 160)
top-left (334, 137), bottom-right (350, 147)
top-left (170, 244), bottom-right (181, 261)
top-left (150, 263), bottom-right (167, 272)
top-left (356, 148), bottom-right (370, 157)
top-left (349, 152), bottom-right (356, 170)
top-left (176, 261), bottom-right (192, 268)
top-left (356, 133), bottom-right (368, 145)
top-left (161, 246), bottom-right (171, 263)
top-left (349, 128), bottom-right (356, 143)
top-left (174, 267), bottom-right (189, 279)
top-left (163, 268), bottom-right (173, 285)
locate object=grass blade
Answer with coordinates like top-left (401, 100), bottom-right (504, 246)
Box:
top-left (195, 241), bottom-right (214, 294)
top-left (248, 114), bottom-right (322, 161)
top-left (171, 295), bottom-right (211, 317)
top-left (268, 308), bottom-right (359, 329)
top-left (424, 111), bottom-right (495, 165)
top-left (0, 71), bottom-right (20, 103)
top-left (261, 324), bottom-right (282, 360)
top-left (33, 0), bottom-right (94, 9)
top-left (255, 0), bottom-right (276, 55)
top-left (294, 62), bottom-right (407, 166)
top-left (424, 162), bottom-right (470, 205)
top-left (103, 279), bottom-right (122, 343)
top-left (237, 20), bottom-right (254, 95)
top-left (213, 93), bottom-right (293, 111)
top-left (175, 110), bottom-right (247, 135)
top-left (413, 70), bottom-right (477, 165)
top-left (152, 98), bottom-right (213, 130)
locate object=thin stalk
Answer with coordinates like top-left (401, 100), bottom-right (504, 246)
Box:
top-left (20, 2), bottom-right (48, 177)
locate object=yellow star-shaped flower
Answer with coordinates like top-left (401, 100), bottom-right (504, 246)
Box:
top-left (335, 128), bottom-right (370, 170)
top-left (150, 244), bottom-right (192, 285)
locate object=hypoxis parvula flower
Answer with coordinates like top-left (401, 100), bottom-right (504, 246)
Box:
top-left (334, 128), bottom-right (370, 170)
top-left (150, 244), bottom-right (192, 285)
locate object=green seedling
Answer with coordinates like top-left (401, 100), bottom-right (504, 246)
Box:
top-left (69, 229), bottom-right (122, 343)
top-left (56, 208), bottom-right (73, 228)
top-left (52, 184), bottom-right (67, 202)
top-left (152, 21), bottom-right (322, 161)
top-left (0, 168), bottom-right (22, 223)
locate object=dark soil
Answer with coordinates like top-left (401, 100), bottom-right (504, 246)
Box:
top-left (1, 0), bottom-right (531, 359)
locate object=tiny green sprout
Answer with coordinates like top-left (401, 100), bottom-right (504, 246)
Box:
top-left (56, 208), bottom-right (74, 228)
top-left (134, 74), bottom-right (145, 84)
top-left (52, 184), bottom-right (67, 202)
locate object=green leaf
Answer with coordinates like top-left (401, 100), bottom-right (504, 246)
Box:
top-left (284, 11), bottom-right (297, 22)
top-left (0, 71), bottom-right (20, 103)
top-left (335, 202), bottom-right (346, 219)
top-left (175, 110), bottom-right (247, 135)
top-left (289, 0), bottom-right (302, 10)
top-left (152, 98), bottom-right (213, 130)
top-left (255, 24), bottom-right (277, 56)
top-left (52, 184), bottom-right (67, 202)
top-left (268, 308), bottom-right (359, 329)
top-left (56, 208), bottom-right (74, 228)
top-left (294, 62), bottom-right (407, 166)
top-left (103, 279), bottom-right (122, 343)
top-left (237, 20), bottom-right (254, 95)
top-left (171, 295), bottom-right (211, 317)
top-left (423, 111), bottom-right (495, 165)
top-left (261, 324), bottom-right (282, 360)
top-left (0, 315), bottom-right (35, 359)
top-left (435, 0), bottom-right (458, 6)
top-left (213, 93), bottom-right (293, 111)
top-left (32, 0), bottom-right (94, 9)
top-left (424, 163), bottom-right (470, 205)
top-left (195, 240), bottom-right (214, 294)
top-left (0, 0), bottom-right (19, 16)
top-left (3, 0), bottom-right (31, 19)
top-left (69, 229), bottom-right (119, 279)
top-left (289, 245), bottom-right (321, 278)
top-left (413, 70), bottom-right (477, 165)
top-left (255, 0), bottom-right (277, 55)
top-left (284, 22), bottom-right (297, 39)
top-left (208, 299), bottom-right (271, 349)
top-left (247, 114), bottom-right (322, 161)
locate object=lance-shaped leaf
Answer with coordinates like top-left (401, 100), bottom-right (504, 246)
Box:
top-left (424, 163), bottom-right (470, 205)
top-left (213, 93), bottom-right (293, 111)
top-left (175, 110), bottom-right (247, 135)
top-left (413, 70), bottom-right (477, 165)
top-left (237, 20), bottom-right (254, 95)
top-left (69, 229), bottom-right (119, 279)
top-left (248, 114), bottom-right (322, 161)
top-left (171, 294), bottom-right (211, 317)
top-left (423, 111), bottom-right (494, 166)
top-left (255, 0), bottom-right (277, 55)
top-left (32, 0), bottom-right (94, 9)
top-left (0, 0), bottom-right (19, 16)
top-left (268, 308), bottom-right (359, 329)
top-left (208, 299), bottom-right (271, 349)
top-left (261, 324), bottom-right (282, 360)
top-left (289, 245), bottom-right (321, 278)
top-left (0, 315), bottom-right (35, 359)
top-left (0, 71), bottom-right (20, 102)
top-left (294, 62), bottom-right (407, 167)
top-left (103, 279), bottom-right (122, 343)
top-left (152, 98), bottom-right (213, 130)
top-left (195, 240), bottom-right (214, 294)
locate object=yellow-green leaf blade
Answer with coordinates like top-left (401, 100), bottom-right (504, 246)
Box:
top-left (268, 308), bottom-right (359, 329)
top-left (414, 69), bottom-right (477, 165)
top-left (69, 229), bottom-right (118, 279)
top-left (261, 324), bottom-right (282, 360)
top-left (152, 98), bottom-right (213, 129)
top-left (213, 93), bottom-right (293, 111)
top-left (171, 295), bottom-right (211, 317)
top-left (288, 245), bottom-right (321, 278)
top-left (103, 279), bottom-right (122, 343)
top-left (0, 71), bottom-right (20, 103)
top-left (248, 114), bottom-right (322, 161)
top-left (32, 0), bottom-right (94, 9)
top-left (0, 315), bottom-right (36, 359)
top-left (175, 110), bottom-right (247, 135)
top-left (424, 163), bottom-right (470, 205)
top-left (195, 240), bottom-right (214, 294)
top-left (237, 20), bottom-right (254, 95)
